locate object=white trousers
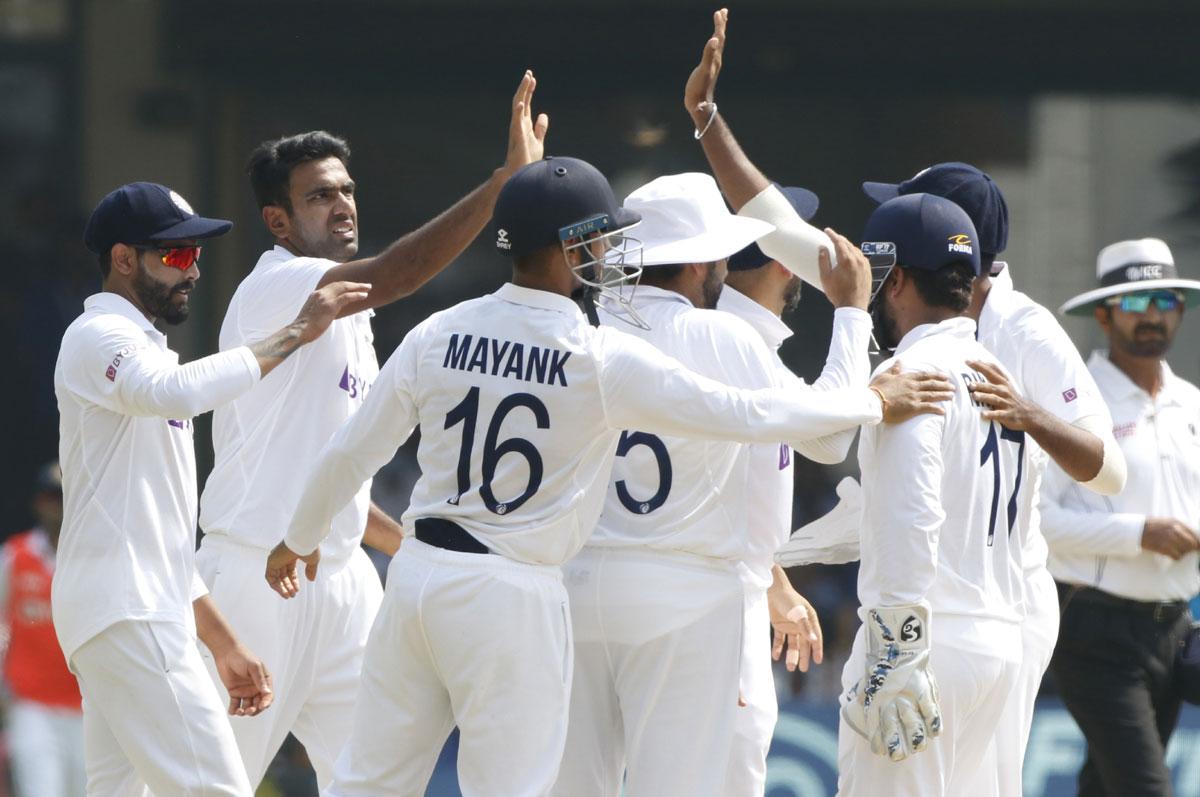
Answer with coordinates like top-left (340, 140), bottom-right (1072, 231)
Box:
top-left (195, 537), bottom-right (382, 789)
top-left (992, 565), bottom-right (1059, 796)
top-left (329, 539), bottom-right (573, 797)
top-left (836, 619), bottom-right (1021, 797)
top-left (725, 587), bottom-right (776, 797)
top-left (71, 619), bottom-right (252, 797)
top-left (7, 699), bottom-right (85, 797)
top-left (553, 547), bottom-right (745, 797)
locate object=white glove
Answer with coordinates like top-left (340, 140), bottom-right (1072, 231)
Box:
top-left (775, 477), bottom-right (863, 567)
top-left (840, 604), bottom-right (941, 761)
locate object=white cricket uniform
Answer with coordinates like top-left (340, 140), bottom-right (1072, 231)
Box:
top-left (837, 318), bottom-right (1024, 797)
top-left (974, 267), bottom-right (1112, 796)
top-left (283, 283), bottom-right (885, 797)
top-left (53, 292), bottom-right (261, 796)
top-left (716, 291), bottom-right (870, 797)
top-left (1041, 352), bottom-right (1200, 600)
top-left (197, 246), bottom-right (383, 787)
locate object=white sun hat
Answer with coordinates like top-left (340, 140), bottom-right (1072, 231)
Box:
top-left (622, 173), bottom-right (774, 267)
top-left (1060, 238), bottom-right (1200, 316)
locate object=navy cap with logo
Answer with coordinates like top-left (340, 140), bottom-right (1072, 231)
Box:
top-left (862, 193), bottom-right (981, 276)
top-left (862, 162), bottom-right (1008, 257)
top-left (727, 185), bottom-right (820, 271)
top-left (83, 182), bottom-right (233, 256)
top-left (492, 157), bottom-right (640, 259)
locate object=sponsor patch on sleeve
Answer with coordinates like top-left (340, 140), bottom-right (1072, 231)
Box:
top-left (1062, 387), bottom-right (1078, 403)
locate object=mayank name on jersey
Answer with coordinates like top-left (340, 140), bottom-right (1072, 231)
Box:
top-left (442, 332), bottom-right (571, 387)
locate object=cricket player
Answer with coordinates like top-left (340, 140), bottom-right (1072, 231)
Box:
top-left (837, 192), bottom-right (1024, 797)
top-left (551, 165), bottom-right (898, 796)
top-left (55, 182), bottom-right (366, 795)
top-left (264, 155), bottom-right (946, 797)
top-left (861, 162), bottom-right (1127, 795)
top-left (195, 71), bottom-right (549, 788)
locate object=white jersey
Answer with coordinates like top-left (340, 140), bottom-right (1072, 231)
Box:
top-left (52, 293), bottom-right (260, 658)
top-left (199, 246), bottom-right (379, 564)
top-left (717, 288), bottom-right (872, 586)
top-left (857, 318), bottom-right (1022, 655)
top-left (589, 286), bottom-right (778, 561)
top-left (285, 283), bottom-right (884, 565)
top-left (976, 266), bottom-right (1110, 580)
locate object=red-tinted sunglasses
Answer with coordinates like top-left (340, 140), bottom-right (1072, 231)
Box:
top-left (135, 245), bottom-right (202, 271)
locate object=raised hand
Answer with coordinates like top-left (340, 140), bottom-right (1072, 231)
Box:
top-left (684, 8), bottom-right (728, 116)
top-left (965, 359), bottom-right (1045, 431)
top-left (820, 228), bottom-right (870, 308)
top-left (504, 70), bottom-right (551, 174)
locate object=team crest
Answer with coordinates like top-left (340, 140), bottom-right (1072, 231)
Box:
top-left (169, 190), bottom-right (195, 216)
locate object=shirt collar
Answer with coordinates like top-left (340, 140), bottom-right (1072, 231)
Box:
top-left (83, 292), bottom-right (161, 337)
top-left (717, 285), bottom-right (792, 349)
top-left (1088, 349), bottom-right (1184, 405)
top-left (494, 283), bottom-right (586, 318)
top-left (893, 316), bottom-right (977, 356)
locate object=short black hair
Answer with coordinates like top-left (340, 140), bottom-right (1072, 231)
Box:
top-left (638, 265), bottom-right (687, 288)
top-left (905, 262), bottom-right (975, 312)
top-left (246, 131), bottom-right (351, 212)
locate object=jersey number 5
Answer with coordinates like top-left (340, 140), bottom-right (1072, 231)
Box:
top-left (614, 431), bottom-right (672, 514)
top-left (979, 420), bottom-right (1025, 546)
top-left (444, 386), bottom-right (549, 515)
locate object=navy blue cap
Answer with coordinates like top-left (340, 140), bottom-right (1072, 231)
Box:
top-left (862, 162), bottom-right (1008, 256)
top-left (84, 182), bottom-right (232, 256)
top-left (728, 185), bottom-right (820, 271)
top-left (862, 193), bottom-right (981, 276)
top-left (493, 157), bottom-right (640, 259)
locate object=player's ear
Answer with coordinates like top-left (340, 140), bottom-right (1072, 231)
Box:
top-left (262, 205), bottom-right (290, 239)
top-left (109, 243), bottom-right (138, 277)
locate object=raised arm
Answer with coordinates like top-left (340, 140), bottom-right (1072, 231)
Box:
top-left (318, 71), bottom-right (550, 315)
top-left (683, 8), bottom-right (833, 287)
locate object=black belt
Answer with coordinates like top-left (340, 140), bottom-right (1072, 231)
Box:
top-left (414, 518), bottom-right (491, 555)
top-left (1057, 581), bottom-right (1188, 623)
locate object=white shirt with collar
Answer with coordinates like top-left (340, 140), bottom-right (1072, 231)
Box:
top-left (200, 246), bottom-right (380, 565)
top-left (717, 286), bottom-right (872, 587)
top-left (1040, 351), bottom-right (1200, 602)
top-left (858, 317), bottom-right (1023, 657)
top-left (52, 293), bottom-right (260, 659)
top-left (975, 265), bottom-right (1111, 582)
top-left (284, 283), bottom-right (884, 565)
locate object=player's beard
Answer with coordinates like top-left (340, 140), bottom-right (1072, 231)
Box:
top-left (1111, 320), bottom-right (1174, 358)
top-left (869, 292), bottom-right (901, 354)
top-left (700, 263), bottom-right (724, 310)
top-left (133, 260), bottom-right (192, 325)
top-left (782, 275), bottom-right (802, 312)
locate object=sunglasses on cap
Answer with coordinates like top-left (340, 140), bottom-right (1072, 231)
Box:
top-left (1104, 290), bottom-right (1183, 314)
top-left (134, 244), bottom-right (202, 271)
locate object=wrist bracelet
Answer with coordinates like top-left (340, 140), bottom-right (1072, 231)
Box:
top-left (693, 102), bottom-right (718, 140)
top-left (869, 386), bottom-right (889, 417)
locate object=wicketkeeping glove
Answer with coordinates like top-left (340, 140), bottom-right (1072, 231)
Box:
top-left (840, 604), bottom-right (941, 761)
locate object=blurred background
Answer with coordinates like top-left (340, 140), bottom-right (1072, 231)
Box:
top-left (1, 0), bottom-right (1199, 794)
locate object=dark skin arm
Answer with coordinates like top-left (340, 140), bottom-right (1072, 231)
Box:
top-left (363, 502), bottom-right (403, 557)
top-left (966, 359), bottom-right (1103, 482)
top-left (320, 71), bottom-right (549, 316)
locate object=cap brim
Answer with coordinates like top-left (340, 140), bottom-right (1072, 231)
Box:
top-left (862, 181), bottom-right (900, 205)
top-left (1059, 279), bottom-right (1200, 316)
top-left (149, 215), bottom-right (233, 243)
top-left (640, 216), bottom-right (774, 267)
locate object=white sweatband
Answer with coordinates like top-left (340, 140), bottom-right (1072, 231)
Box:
top-left (1073, 413), bottom-right (1127, 496)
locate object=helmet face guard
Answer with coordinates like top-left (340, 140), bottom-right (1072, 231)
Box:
top-left (560, 214), bottom-right (647, 329)
top-left (861, 241), bottom-right (898, 355)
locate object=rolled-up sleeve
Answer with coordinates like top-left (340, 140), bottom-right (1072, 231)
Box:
top-left (738, 184), bottom-right (834, 290)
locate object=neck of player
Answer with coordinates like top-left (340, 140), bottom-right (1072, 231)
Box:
top-left (1108, 346), bottom-right (1166, 397)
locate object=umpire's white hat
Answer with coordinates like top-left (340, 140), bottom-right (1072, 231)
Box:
top-left (1060, 238), bottom-right (1200, 316)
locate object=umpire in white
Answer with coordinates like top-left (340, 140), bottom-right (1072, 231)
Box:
top-left (1042, 237), bottom-right (1200, 797)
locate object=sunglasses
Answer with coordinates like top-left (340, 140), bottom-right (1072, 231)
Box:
top-left (135, 245), bottom-right (202, 271)
top-left (1105, 290), bottom-right (1183, 313)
